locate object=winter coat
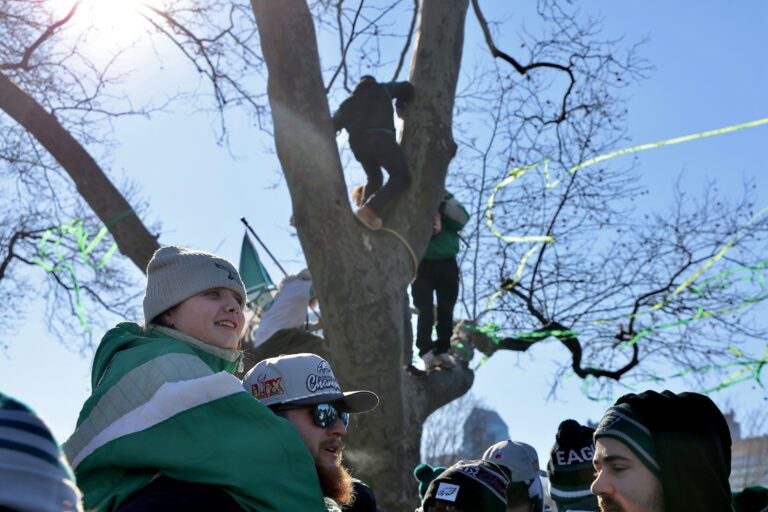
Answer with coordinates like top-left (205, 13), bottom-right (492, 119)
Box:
top-left (332, 79), bottom-right (414, 153)
top-left (424, 192), bottom-right (469, 260)
top-left (63, 322), bottom-right (325, 512)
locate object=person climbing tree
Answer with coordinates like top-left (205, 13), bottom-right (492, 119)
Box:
top-left (332, 75), bottom-right (414, 230)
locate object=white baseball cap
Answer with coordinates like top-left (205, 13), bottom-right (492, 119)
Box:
top-left (243, 353), bottom-right (379, 413)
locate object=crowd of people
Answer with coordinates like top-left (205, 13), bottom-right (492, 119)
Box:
top-left (1, 246), bottom-right (766, 511)
top-left (1, 76), bottom-right (765, 511)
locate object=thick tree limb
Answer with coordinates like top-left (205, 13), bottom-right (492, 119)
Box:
top-left (0, 71), bottom-right (159, 272)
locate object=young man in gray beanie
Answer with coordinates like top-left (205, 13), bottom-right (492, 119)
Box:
top-left (64, 246), bottom-right (326, 511)
top-left (592, 389), bottom-right (732, 512)
top-left (243, 352), bottom-right (379, 510)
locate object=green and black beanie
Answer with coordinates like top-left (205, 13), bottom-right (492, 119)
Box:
top-left (547, 419), bottom-right (599, 511)
top-left (594, 390), bottom-right (732, 512)
top-left (421, 460), bottom-right (509, 512)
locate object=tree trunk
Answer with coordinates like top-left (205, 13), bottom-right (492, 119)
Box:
top-left (0, 71), bottom-right (159, 272)
top-left (250, 0), bottom-right (470, 508)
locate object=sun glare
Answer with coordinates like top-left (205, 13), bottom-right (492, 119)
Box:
top-left (48, 0), bottom-right (161, 47)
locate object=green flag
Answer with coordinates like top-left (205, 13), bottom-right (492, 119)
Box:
top-left (239, 233), bottom-right (275, 313)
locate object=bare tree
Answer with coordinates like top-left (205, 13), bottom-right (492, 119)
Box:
top-left (4, 0), bottom-right (765, 508)
top-left (446, 3), bottom-right (767, 398)
top-left (420, 393), bottom-right (513, 468)
top-left (420, 393), bottom-right (483, 468)
top-left (0, 0), bottom-right (262, 339)
top-left (244, 0), bottom-right (660, 507)
top-left (0, 0), bottom-right (166, 342)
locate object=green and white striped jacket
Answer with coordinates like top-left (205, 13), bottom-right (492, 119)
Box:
top-left (63, 322), bottom-right (325, 511)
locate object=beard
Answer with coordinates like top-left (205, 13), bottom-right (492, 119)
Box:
top-left (315, 452), bottom-right (355, 507)
top-left (598, 495), bottom-right (625, 512)
top-left (598, 490), bottom-right (665, 512)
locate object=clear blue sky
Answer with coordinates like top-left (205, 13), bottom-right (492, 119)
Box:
top-left (1, 0), bottom-right (767, 472)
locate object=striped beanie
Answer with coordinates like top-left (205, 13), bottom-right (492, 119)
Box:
top-left (421, 460), bottom-right (509, 512)
top-left (594, 401), bottom-right (660, 478)
top-left (0, 392), bottom-right (83, 512)
top-left (143, 246), bottom-right (246, 324)
top-left (547, 420), bottom-right (598, 511)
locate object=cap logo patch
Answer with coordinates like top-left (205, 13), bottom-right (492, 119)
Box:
top-left (214, 262), bottom-right (236, 281)
top-left (555, 447), bottom-right (594, 465)
top-left (252, 376), bottom-right (284, 400)
top-left (306, 374), bottom-right (341, 393)
top-left (435, 482), bottom-right (460, 502)
top-left (316, 360), bottom-right (332, 374)
top-left (457, 464), bottom-right (508, 497)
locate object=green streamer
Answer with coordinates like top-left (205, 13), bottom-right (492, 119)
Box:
top-left (32, 219), bottom-right (120, 332)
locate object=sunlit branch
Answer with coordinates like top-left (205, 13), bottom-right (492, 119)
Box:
top-left (0, 1), bottom-right (81, 71)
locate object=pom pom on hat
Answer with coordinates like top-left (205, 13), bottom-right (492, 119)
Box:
top-left (413, 462), bottom-right (447, 500)
top-left (547, 419), bottom-right (598, 506)
top-left (421, 460), bottom-right (509, 512)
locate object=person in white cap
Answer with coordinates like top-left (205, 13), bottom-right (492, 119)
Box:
top-left (243, 353), bottom-right (379, 509)
top-left (482, 440), bottom-right (546, 512)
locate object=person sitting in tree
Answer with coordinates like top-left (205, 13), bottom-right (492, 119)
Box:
top-left (411, 190), bottom-right (469, 372)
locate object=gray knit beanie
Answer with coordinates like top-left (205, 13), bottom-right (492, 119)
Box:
top-left (143, 246), bottom-right (247, 324)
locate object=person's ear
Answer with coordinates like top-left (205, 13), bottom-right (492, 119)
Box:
top-left (163, 309), bottom-right (176, 328)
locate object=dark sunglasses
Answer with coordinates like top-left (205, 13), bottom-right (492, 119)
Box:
top-left (312, 403), bottom-right (350, 429)
top-left (276, 402), bottom-right (350, 429)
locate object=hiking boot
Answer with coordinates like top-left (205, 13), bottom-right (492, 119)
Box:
top-left (436, 352), bottom-right (456, 370)
top-left (355, 206), bottom-right (383, 230)
top-left (421, 351), bottom-right (441, 372)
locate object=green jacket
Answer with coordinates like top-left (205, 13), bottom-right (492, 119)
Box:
top-left (63, 323), bottom-right (325, 512)
top-left (424, 192), bottom-right (469, 260)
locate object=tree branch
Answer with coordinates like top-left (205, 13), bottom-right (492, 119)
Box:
top-left (0, 1), bottom-right (80, 71)
top-left (471, 0), bottom-right (575, 123)
top-left (0, 71), bottom-right (159, 272)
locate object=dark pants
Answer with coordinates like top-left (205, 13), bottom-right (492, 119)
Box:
top-left (118, 476), bottom-right (244, 511)
top-left (351, 131), bottom-right (411, 215)
top-left (411, 258), bottom-right (459, 356)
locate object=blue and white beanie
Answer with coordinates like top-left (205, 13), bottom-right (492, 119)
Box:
top-left (0, 392), bottom-right (83, 512)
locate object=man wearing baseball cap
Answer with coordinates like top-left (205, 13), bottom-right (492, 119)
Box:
top-left (481, 440), bottom-right (545, 512)
top-left (243, 353), bottom-right (379, 509)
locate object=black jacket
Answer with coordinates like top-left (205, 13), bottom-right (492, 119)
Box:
top-left (332, 79), bottom-right (414, 150)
